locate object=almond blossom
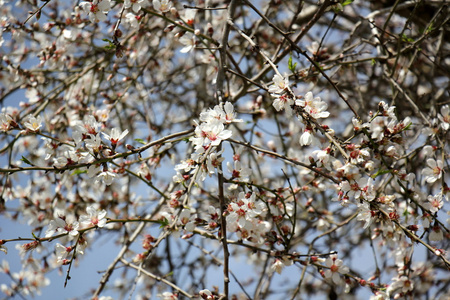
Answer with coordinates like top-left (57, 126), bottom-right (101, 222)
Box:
top-left (80, 0), bottom-right (111, 23)
top-left (124, 0), bottom-right (144, 13)
top-left (0, 113), bottom-right (16, 132)
top-left (268, 74), bottom-right (289, 94)
top-left (179, 34), bottom-right (195, 53)
top-left (102, 128), bottom-right (129, 148)
top-left (426, 193), bottom-right (444, 214)
top-left (324, 254), bottom-right (349, 284)
top-left (96, 170), bottom-right (116, 186)
top-left (387, 275), bottom-right (414, 296)
top-left (54, 243), bottom-right (73, 264)
top-left (153, 0), bottom-right (172, 13)
top-left (295, 91), bottom-right (330, 119)
top-left (125, 12), bottom-right (140, 28)
top-left (438, 105), bottom-right (449, 131)
top-left (22, 115), bottom-right (43, 132)
top-left (199, 289), bottom-right (214, 299)
top-left (421, 159), bottom-right (443, 183)
top-left (79, 205), bottom-right (107, 228)
top-left (45, 216), bottom-right (79, 238)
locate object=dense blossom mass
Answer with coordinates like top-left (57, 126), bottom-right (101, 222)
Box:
top-left (0, 0), bottom-right (449, 299)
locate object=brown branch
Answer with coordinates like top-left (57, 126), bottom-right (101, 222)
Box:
top-left (227, 138), bottom-right (339, 184)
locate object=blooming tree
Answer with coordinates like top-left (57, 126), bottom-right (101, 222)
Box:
top-left (0, 0), bottom-right (449, 299)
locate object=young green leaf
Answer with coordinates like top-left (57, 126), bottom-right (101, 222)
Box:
top-left (134, 138), bottom-right (146, 145)
top-left (72, 169), bottom-right (87, 175)
top-left (342, 0), bottom-right (354, 6)
top-left (21, 156), bottom-right (33, 166)
top-left (288, 54), bottom-right (297, 74)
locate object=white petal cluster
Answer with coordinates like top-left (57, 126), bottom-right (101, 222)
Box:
top-left (295, 91), bottom-right (330, 119)
top-left (79, 0), bottom-right (111, 23)
top-left (174, 102), bottom-right (241, 184)
top-left (225, 192), bottom-right (270, 244)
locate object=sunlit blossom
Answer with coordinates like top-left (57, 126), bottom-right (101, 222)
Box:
top-left (153, 0), bottom-right (172, 13)
top-left (22, 115), bottom-right (42, 132)
top-left (421, 159), bottom-right (443, 183)
top-left (324, 254), bottom-right (349, 284)
top-left (80, 0), bottom-right (111, 23)
top-left (79, 205), bottom-right (107, 228)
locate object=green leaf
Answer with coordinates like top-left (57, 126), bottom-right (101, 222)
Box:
top-left (403, 122), bottom-right (412, 131)
top-left (371, 169), bottom-right (391, 178)
top-left (103, 39), bottom-right (116, 51)
top-left (163, 271), bottom-right (174, 278)
top-left (288, 54), bottom-right (297, 73)
top-left (401, 34), bottom-right (414, 43)
top-left (371, 58), bottom-right (376, 66)
top-left (134, 138), bottom-right (146, 145)
top-left (21, 156), bottom-right (33, 166)
top-left (342, 0), bottom-right (354, 6)
top-left (72, 169), bottom-right (87, 175)
top-left (157, 218), bottom-right (169, 228)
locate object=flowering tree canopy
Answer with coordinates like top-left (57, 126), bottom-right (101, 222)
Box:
top-left (0, 0), bottom-right (449, 299)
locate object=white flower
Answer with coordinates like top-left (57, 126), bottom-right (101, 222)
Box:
top-left (80, 0), bottom-right (111, 23)
top-left (387, 275), bottom-right (414, 295)
top-left (421, 159), bottom-right (443, 183)
top-left (157, 291), bottom-right (178, 299)
top-left (270, 257), bottom-right (293, 274)
top-left (227, 161), bottom-right (251, 183)
top-left (45, 217), bottom-right (79, 237)
top-left (352, 117), bottom-right (369, 131)
top-left (378, 101), bottom-right (397, 119)
top-left (295, 91), bottom-right (330, 119)
top-left (299, 128), bottom-right (313, 146)
top-left (272, 94), bottom-right (294, 115)
top-left (55, 243), bottom-right (72, 263)
top-left (183, 9), bottom-right (196, 26)
top-left (178, 208), bottom-right (196, 232)
top-left (102, 128), bottom-right (129, 147)
top-left (79, 205), bottom-right (107, 228)
top-left (153, 0), bottom-right (172, 13)
top-left (271, 259), bottom-right (285, 274)
top-left (179, 34), bottom-right (195, 53)
top-left (199, 289), bottom-right (214, 299)
top-left (425, 194), bottom-right (443, 213)
top-left (324, 254), bottom-right (349, 284)
top-left (85, 133), bottom-right (103, 154)
top-left (125, 12), bottom-right (140, 28)
top-left (192, 120), bottom-right (232, 151)
top-left (23, 115), bottom-right (42, 132)
top-left (356, 202), bottom-right (374, 229)
top-left (438, 105), bottom-right (450, 131)
top-left (124, 0), bottom-right (144, 13)
top-left (72, 115), bottom-right (101, 146)
top-left (53, 148), bottom-right (80, 168)
top-left (225, 192), bottom-right (268, 243)
top-left (97, 170), bottom-right (116, 185)
top-left (268, 74), bottom-right (289, 94)
top-left (205, 150), bottom-right (225, 175)
top-left (369, 290), bottom-right (390, 300)
top-left (0, 113), bottom-right (16, 132)
top-left (221, 102), bottom-right (243, 124)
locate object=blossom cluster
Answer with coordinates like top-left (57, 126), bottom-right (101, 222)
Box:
top-left (0, 0), bottom-right (449, 299)
top-left (268, 74), bottom-right (331, 146)
top-left (225, 191), bottom-right (270, 244)
top-left (173, 101), bottom-right (242, 185)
